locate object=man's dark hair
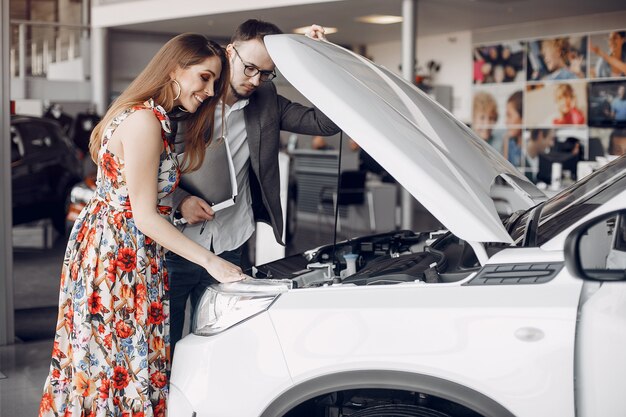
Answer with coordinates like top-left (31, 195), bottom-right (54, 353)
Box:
top-left (530, 128), bottom-right (550, 142)
top-left (231, 19), bottom-right (283, 44)
top-left (507, 90), bottom-right (523, 119)
top-left (609, 129), bottom-right (626, 155)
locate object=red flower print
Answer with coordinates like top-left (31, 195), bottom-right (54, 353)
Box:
top-left (88, 291), bottom-right (103, 315)
top-left (107, 260), bottom-right (117, 283)
top-left (101, 152), bottom-right (118, 181)
top-left (150, 258), bottom-right (158, 275)
top-left (64, 306), bottom-right (74, 334)
top-left (113, 212), bottom-right (124, 229)
top-left (157, 205), bottom-right (171, 215)
top-left (76, 227), bottom-right (86, 243)
top-left (99, 378), bottom-right (110, 399)
top-left (87, 227), bottom-right (96, 246)
top-left (115, 320), bottom-right (134, 339)
top-left (52, 341), bottom-right (62, 359)
top-left (64, 407), bottom-right (73, 417)
top-left (147, 301), bottom-right (164, 325)
top-left (150, 336), bottom-right (165, 352)
top-left (133, 412), bottom-right (145, 417)
top-left (120, 284), bottom-right (134, 301)
top-left (136, 283), bottom-right (146, 299)
top-left (104, 333), bottom-right (112, 350)
top-left (52, 368), bottom-right (61, 379)
top-left (116, 247), bottom-right (136, 272)
top-left (112, 366), bottom-right (129, 390)
top-left (150, 371), bottom-right (167, 388)
top-left (39, 392), bottom-right (53, 415)
top-left (70, 262), bottom-right (80, 281)
top-left (155, 398), bottom-right (166, 417)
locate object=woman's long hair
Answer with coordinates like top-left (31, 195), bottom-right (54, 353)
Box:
top-left (89, 33), bottom-right (230, 173)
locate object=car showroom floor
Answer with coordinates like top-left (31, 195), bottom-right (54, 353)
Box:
top-left (1, 206), bottom-right (441, 416)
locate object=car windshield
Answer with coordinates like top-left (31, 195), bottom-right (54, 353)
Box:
top-left (510, 155), bottom-right (626, 246)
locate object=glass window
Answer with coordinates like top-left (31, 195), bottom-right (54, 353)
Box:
top-left (17, 122), bottom-right (57, 151)
top-left (510, 156), bottom-right (626, 246)
top-left (10, 126), bottom-right (23, 162)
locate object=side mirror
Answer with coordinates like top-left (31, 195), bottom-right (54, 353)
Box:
top-left (564, 209), bottom-right (626, 281)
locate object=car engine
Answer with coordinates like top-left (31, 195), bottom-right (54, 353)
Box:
top-left (253, 230), bottom-right (482, 288)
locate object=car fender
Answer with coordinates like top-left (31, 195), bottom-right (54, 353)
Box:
top-left (260, 369), bottom-right (514, 417)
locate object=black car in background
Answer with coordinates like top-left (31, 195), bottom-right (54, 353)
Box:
top-left (10, 115), bottom-right (83, 233)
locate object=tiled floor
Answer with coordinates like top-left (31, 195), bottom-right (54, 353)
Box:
top-left (0, 340), bottom-right (52, 416)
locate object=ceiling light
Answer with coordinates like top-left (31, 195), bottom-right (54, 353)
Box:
top-left (292, 26), bottom-right (338, 35)
top-left (355, 15), bottom-right (403, 25)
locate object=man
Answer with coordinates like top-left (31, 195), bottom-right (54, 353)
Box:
top-left (611, 85), bottom-right (626, 122)
top-left (166, 20), bottom-right (340, 350)
top-left (609, 129), bottom-right (626, 156)
top-left (525, 128), bottom-right (554, 183)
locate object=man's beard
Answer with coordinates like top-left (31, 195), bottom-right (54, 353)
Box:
top-left (231, 82), bottom-right (254, 101)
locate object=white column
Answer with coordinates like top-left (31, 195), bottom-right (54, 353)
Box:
top-left (0, 0), bottom-right (15, 346)
top-left (91, 26), bottom-right (109, 115)
top-left (82, 0), bottom-right (90, 38)
top-left (401, 0), bottom-right (417, 230)
top-left (18, 23), bottom-right (25, 78)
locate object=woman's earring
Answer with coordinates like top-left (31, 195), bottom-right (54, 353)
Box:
top-left (172, 79), bottom-right (181, 101)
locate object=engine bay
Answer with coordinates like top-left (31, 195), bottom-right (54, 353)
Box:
top-left (253, 230), bottom-right (482, 288)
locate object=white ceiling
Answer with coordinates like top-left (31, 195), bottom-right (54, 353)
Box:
top-left (114, 0), bottom-right (626, 45)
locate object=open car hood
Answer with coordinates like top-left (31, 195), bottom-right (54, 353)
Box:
top-left (265, 35), bottom-right (543, 244)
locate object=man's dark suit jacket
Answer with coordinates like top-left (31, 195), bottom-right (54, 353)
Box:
top-left (171, 81), bottom-right (340, 246)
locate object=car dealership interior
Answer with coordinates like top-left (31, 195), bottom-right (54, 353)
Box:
top-left (2, 0), bottom-right (626, 416)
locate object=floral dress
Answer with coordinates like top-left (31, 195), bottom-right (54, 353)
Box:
top-left (39, 99), bottom-right (180, 417)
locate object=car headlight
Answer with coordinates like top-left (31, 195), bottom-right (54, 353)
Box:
top-left (70, 183), bottom-right (95, 204)
top-left (192, 278), bottom-right (292, 336)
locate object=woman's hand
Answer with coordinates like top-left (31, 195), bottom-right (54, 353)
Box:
top-left (204, 256), bottom-right (245, 283)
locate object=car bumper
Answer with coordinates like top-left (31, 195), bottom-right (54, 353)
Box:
top-left (168, 312), bottom-right (293, 417)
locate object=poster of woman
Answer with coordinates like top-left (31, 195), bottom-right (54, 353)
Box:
top-left (589, 30), bottom-right (626, 78)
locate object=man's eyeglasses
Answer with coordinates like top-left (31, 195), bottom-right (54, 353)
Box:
top-left (232, 46), bottom-right (276, 82)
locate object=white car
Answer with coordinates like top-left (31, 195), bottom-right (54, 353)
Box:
top-left (168, 35), bottom-right (626, 417)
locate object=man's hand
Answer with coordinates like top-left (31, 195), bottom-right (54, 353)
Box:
top-left (305, 24), bottom-right (327, 41)
top-left (179, 196), bottom-right (215, 224)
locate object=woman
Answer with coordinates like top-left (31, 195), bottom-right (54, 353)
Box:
top-left (503, 90), bottom-right (523, 167)
top-left (39, 33), bottom-right (243, 417)
top-left (591, 31), bottom-right (626, 78)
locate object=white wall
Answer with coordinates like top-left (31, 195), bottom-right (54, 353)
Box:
top-left (107, 30), bottom-right (231, 97)
top-left (10, 77), bottom-right (92, 102)
top-left (367, 31), bottom-right (473, 123)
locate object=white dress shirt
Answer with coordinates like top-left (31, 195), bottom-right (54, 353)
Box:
top-left (180, 99), bottom-right (255, 255)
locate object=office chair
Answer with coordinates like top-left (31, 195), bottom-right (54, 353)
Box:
top-left (317, 170), bottom-right (376, 234)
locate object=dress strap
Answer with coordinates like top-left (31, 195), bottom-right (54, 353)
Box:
top-left (100, 99), bottom-right (172, 153)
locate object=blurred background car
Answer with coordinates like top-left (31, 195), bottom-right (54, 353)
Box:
top-left (10, 114), bottom-right (83, 234)
top-left (65, 174), bottom-right (96, 230)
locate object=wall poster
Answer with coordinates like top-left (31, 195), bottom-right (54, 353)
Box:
top-left (472, 30), bottom-right (626, 185)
